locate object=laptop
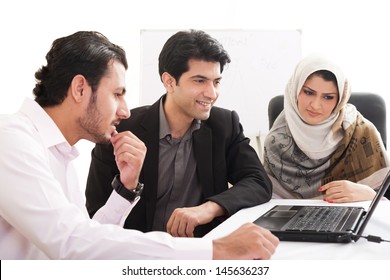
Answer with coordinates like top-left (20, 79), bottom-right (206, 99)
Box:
top-left (254, 170), bottom-right (390, 243)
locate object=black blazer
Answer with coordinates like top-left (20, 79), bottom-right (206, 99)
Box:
top-left (86, 95), bottom-right (272, 236)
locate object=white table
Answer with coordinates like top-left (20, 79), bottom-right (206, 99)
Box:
top-left (204, 199), bottom-right (390, 259)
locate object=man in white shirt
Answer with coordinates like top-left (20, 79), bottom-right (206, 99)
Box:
top-left (0, 31), bottom-right (278, 259)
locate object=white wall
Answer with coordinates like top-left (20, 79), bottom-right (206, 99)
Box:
top-left (140, 29), bottom-right (302, 136)
top-left (1, 0), bottom-right (389, 189)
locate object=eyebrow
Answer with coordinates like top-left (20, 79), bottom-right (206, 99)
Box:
top-left (189, 74), bottom-right (222, 81)
top-left (302, 86), bottom-right (337, 95)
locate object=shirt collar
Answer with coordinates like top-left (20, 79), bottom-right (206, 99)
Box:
top-left (158, 98), bottom-right (201, 140)
top-left (19, 98), bottom-right (79, 160)
top-left (159, 98), bottom-right (171, 140)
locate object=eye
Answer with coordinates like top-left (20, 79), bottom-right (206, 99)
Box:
top-left (324, 95), bottom-right (335, 100)
top-left (194, 79), bottom-right (205, 84)
top-left (303, 89), bottom-right (314, 96)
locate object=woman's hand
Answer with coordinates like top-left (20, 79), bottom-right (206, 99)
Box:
top-left (319, 180), bottom-right (376, 203)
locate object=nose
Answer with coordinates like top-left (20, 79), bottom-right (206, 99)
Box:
top-left (117, 99), bottom-right (130, 120)
top-left (204, 81), bottom-right (218, 100)
top-left (310, 96), bottom-right (322, 110)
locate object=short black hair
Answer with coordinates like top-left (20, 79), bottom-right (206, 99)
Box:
top-left (158, 29), bottom-right (231, 82)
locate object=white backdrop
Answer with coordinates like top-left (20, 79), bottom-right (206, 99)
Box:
top-left (1, 0), bottom-right (389, 191)
top-left (140, 29), bottom-right (301, 135)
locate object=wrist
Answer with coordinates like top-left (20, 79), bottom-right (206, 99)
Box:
top-left (204, 201), bottom-right (225, 217)
top-left (111, 174), bottom-right (144, 201)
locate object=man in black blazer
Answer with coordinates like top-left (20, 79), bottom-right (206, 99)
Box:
top-left (86, 29), bottom-right (272, 237)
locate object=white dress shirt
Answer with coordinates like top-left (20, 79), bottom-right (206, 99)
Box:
top-left (0, 98), bottom-right (211, 259)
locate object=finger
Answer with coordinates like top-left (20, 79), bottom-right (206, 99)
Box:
top-left (115, 149), bottom-right (144, 168)
top-left (324, 191), bottom-right (349, 203)
top-left (113, 136), bottom-right (146, 156)
top-left (111, 130), bottom-right (138, 143)
top-left (319, 181), bottom-right (336, 192)
top-left (171, 213), bottom-right (195, 237)
top-left (320, 179), bottom-right (346, 191)
top-left (324, 183), bottom-right (345, 196)
top-left (115, 143), bottom-right (145, 162)
top-left (112, 133), bottom-right (146, 159)
top-left (113, 135), bottom-right (146, 162)
top-left (176, 219), bottom-right (188, 237)
top-left (167, 213), bottom-right (182, 237)
top-left (330, 197), bottom-right (349, 203)
top-left (184, 221), bottom-right (195, 238)
top-left (262, 227), bottom-right (280, 247)
top-left (253, 229), bottom-right (278, 260)
top-left (254, 241), bottom-right (273, 260)
top-left (318, 184), bottom-right (329, 192)
top-left (170, 222), bottom-right (180, 237)
top-left (166, 214), bottom-right (175, 234)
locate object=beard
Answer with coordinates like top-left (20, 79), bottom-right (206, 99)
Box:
top-left (78, 98), bottom-right (111, 144)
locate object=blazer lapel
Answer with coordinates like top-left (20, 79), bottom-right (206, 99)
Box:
top-left (193, 125), bottom-right (214, 198)
top-left (137, 99), bottom-right (161, 230)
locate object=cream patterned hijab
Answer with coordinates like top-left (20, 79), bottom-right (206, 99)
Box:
top-left (283, 54), bottom-right (352, 159)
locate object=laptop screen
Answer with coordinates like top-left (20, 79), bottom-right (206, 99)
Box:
top-left (354, 169), bottom-right (390, 239)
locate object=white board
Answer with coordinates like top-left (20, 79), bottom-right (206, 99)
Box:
top-left (140, 29), bottom-right (301, 135)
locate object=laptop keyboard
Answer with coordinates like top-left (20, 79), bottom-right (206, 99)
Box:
top-left (286, 206), bottom-right (349, 232)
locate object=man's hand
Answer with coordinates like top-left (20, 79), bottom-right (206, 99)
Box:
top-left (111, 131), bottom-right (146, 190)
top-left (212, 223), bottom-right (279, 260)
top-left (166, 201), bottom-right (225, 237)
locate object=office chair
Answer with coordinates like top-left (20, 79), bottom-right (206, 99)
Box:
top-left (267, 92), bottom-right (389, 199)
top-left (268, 92), bottom-right (387, 147)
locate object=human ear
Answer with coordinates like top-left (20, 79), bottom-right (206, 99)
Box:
top-left (70, 75), bottom-right (88, 103)
top-left (161, 72), bottom-right (176, 92)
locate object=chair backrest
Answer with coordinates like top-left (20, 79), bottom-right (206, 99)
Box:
top-left (267, 92), bottom-right (389, 199)
top-left (268, 92), bottom-right (387, 148)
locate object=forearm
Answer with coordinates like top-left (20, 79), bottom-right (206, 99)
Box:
top-left (201, 200), bottom-right (226, 221)
top-left (209, 176), bottom-right (272, 216)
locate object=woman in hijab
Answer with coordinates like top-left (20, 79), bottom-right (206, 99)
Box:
top-left (264, 54), bottom-right (389, 203)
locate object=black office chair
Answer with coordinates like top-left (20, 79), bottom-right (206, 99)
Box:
top-left (267, 92), bottom-right (389, 199)
top-left (268, 92), bottom-right (387, 147)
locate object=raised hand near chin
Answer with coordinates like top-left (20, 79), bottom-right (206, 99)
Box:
top-left (111, 131), bottom-right (146, 190)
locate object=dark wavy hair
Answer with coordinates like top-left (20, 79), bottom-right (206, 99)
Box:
top-left (33, 31), bottom-right (127, 107)
top-left (158, 29), bottom-right (231, 83)
top-left (309, 70), bottom-right (337, 85)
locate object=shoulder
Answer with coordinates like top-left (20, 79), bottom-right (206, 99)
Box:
top-left (347, 110), bottom-right (380, 135)
top-left (0, 113), bottom-right (38, 141)
top-left (208, 106), bottom-right (239, 125)
top-left (265, 112), bottom-right (288, 140)
top-left (130, 105), bottom-right (153, 118)
top-left (116, 104), bottom-right (154, 132)
top-left (203, 107), bottom-right (242, 138)
top-left (0, 113), bottom-right (47, 162)
top-left (355, 112), bottom-right (384, 140)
